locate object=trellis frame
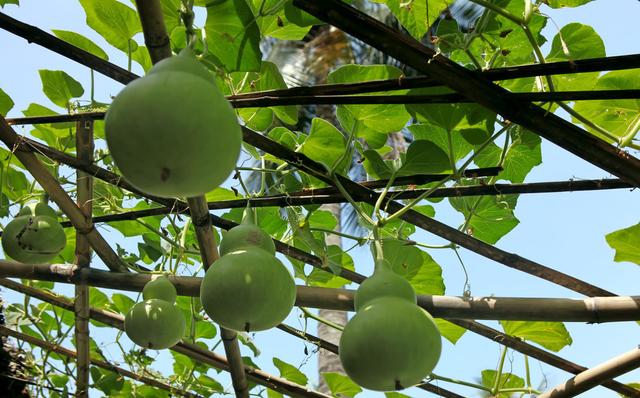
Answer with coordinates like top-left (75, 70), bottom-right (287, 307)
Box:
top-left (0, 1), bottom-right (639, 398)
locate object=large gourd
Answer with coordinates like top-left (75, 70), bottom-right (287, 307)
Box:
top-left (125, 277), bottom-right (185, 350)
top-left (201, 214), bottom-right (295, 332)
top-left (339, 255), bottom-right (442, 391)
top-left (1, 203), bottom-right (66, 264)
top-left (200, 247), bottom-right (296, 332)
top-left (104, 49), bottom-right (241, 198)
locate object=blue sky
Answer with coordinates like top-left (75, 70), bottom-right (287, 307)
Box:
top-left (1, 1), bottom-right (639, 397)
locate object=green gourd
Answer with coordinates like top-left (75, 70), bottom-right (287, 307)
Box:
top-left (354, 259), bottom-right (416, 311)
top-left (200, 247), bottom-right (296, 332)
top-left (105, 51), bottom-right (241, 198)
top-left (124, 299), bottom-right (186, 350)
top-left (339, 297), bottom-right (442, 391)
top-left (2, 214), bottom-right (66, 264)
top-left (142, 275), bottom-right (178, 304)
top-left (219, 208), bottom-right (276, 256)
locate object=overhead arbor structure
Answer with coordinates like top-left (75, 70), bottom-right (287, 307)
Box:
top-left (0, 1), bottom-right (639, 398)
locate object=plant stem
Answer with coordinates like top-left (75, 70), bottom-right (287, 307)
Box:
top-left (492, 346), bottom-right (509, 395)
top-left (308, 227), bottom-right (368, 244)
top-left (299, 307), bottom-right (343, 331)
top-left (429, 373), bottom-right (493, 392)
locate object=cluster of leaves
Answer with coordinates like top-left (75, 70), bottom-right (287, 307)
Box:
top-left (0, 0), bottom-right (638, 397)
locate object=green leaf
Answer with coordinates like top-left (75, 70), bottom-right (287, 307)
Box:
top-left (481, 370), bottom-right (524, 398)
top-left (131, 45), bottom-right (153, 72)
top-left (408, 123), bottom-right (473, 163)
top-left (323, 372), bottom-right (362, 398)
top-left (385, 393), bottom-right (411, 398)
top-left (473, 127), bottom-right (541, 184)
top-left (195, 321), bottom-right (218, 340)
top-left (110, 293), bottom-right (135, 314)
top-left (450, 194), bottom-right (520, 244)
top-left (267, 389), bottom-right (284, 398)
top-left (205, 0), bottom-right (262, 72)
top-left (0, 0), bottom-right (18, 7)
top-left (606, 223), bottom-right (640, 265)
top-left (284, 0), bottom-right (322, 27)
top-left (362, 148), bottom-right (394, 179)
top-left (398, 140), bottom-right (451, 176)
top-left (381, 239), bottom-right (445, 295)
top-left (547, 0), bottom-right (594, 8)
top-left (300, 118), bottom-right (348, 174)
top-left (38, 70), bottom-right (84, 108)
top-left (547, 23), bottom-right (605, 91)
top-left (79, 0), bottom-right (141, 53)
top-left (0, 88), bottom-right (14, 115)
top-left (573, 70), bottom-right (640, 145)
top-left (374, 0), bottom-right (448, 39)
top-left (194, 374), bottom-right (225, 394)
top-left (52, 30), bottom-right (109, 60)
top-left (307, 245), bottom-right (355, 288)
top-left (328, 64), bottom-right (411, 148)
top-left (500, 321), bottom-right (573, 352)
top-left (434, 319), bottom-right (466, 344)
top-left (256, 1), bottom-right (313, 40)
top-left (273, 358), bottom-right (308, 386)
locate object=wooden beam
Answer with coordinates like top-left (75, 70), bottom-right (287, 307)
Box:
top-left (293, 0), bottom-right (640, 186)
top-left (2, 265), bottom-right (640, 323)
top-left (537, 347), bottom-right (640, 398)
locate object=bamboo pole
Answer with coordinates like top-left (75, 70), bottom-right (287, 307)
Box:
top-left (2, 265), bottom-right (640, 323)
top-left (73, 118), bottom-right (93, 398)
top-left (0, 325), bottom-right (202, 398)
top-left (537, 347), bottom-right (640, 398)
top-left (0, 279), bottom-right (333, 398)
top-left (131, 1), bottom-right (250, 396)
top-left (0, 116), bottom-right (128, 272)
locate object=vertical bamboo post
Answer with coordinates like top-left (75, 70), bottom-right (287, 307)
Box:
top-left (74, 118), bottom-right (93, 397)
top-left (132, 2), bottom-right (250, 396)
top-left (187, 197), bottom-right (249, 398)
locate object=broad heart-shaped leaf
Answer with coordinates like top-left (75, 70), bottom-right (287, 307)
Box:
top-left (328, 64), bottom-right (411, 149)
top-left (574, 70), bottom-right (640, 145)
top-left (500, 321), bottom-right (573, 352)
top-left (371, 0), bottom-right (448, 39)
top-left (605, 223), bottom-right (640, 265)
top-left (300, 118), bottom-right (348, 174)
top-left (434, 319), bottom-right (466, 344)
top-left (253, 0), bottom-right (312, 40)
top-left (284, 0), bottom-right (322, 27)
top-left (227, 61), bottom-right (298, 129)
top-left (306, 244), bottom-right (355, 288)
top-left (79, 0), bottom-right (141, 53)
top-left (408, 123), bottom-right (473, 164)
top-left (204, 0), bottom-right (262, 72)
top-left (38, 70), bottom-right (84, 108)
top-left (547, 23), bottom-right (605, 91)
top-left (547, 0), bottom-right (594, 8)
top-left (481, 370), bottom-right (524, 398)
top-left (406, 87), bottom-right (497, 134)
top-left (273, 358), bottom-right (308, 386)
top-left (473, 127), bottom-right (542, 184)
top-left (0, 0), bottom-right (18, 7)
top-left (449, 194), bottom-right (520, 244)
top-left (323, 372), bottom-right (362, 398)
top-left (52, 30), bottom-right (109, 60)
top-left (0, 88), bottom-right (14, 115)
top-left (381, 239), bottom-right (445, 295)
top-left (398, 140), bottom-right (451, 176)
